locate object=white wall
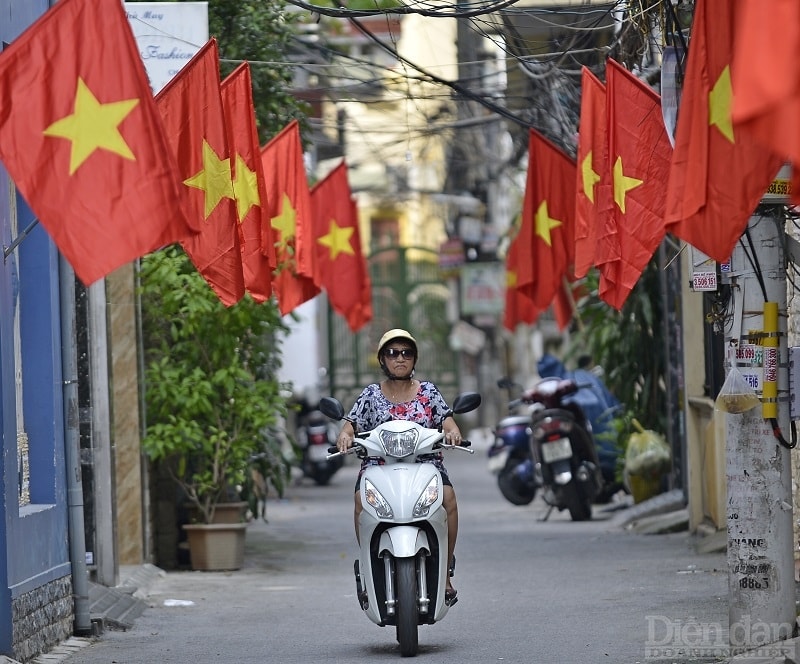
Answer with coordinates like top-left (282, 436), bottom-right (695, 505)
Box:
top-left (278, 298), bottom-right (321, 397)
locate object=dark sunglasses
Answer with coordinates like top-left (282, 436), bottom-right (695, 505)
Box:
top-left (384, 348), bottom-right (415, 359)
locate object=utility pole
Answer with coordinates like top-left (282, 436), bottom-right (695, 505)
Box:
top-left (722, 197), bottom-right (795, 651)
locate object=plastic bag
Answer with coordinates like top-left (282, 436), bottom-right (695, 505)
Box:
top-left (715, 364), bottom-right (759, 414)
top-left (624, 420), bottom-right (671, 477)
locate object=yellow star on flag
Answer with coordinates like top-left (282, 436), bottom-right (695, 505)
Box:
top-left (43, 77), bottom-right (139, 175)
top-left (232, 154), bottom-right (260, 221)
top-left (612, 156), bottom-right (643, 213)
top-left (581, 151), bottom-right (600, 203)
top-left (318, 220), bottom-right (354, 260)
top-left (183, 140), bottom-right (235, 218)
top-left (535, 200), bottom-right (562, 247)
top-left (708, 65), bottom-right (734, 143)
top-left (506, 270), bottom-right (518, 288)
top-left (271, 193), bottom-right (297, 247)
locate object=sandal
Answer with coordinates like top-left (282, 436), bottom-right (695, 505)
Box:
top-left (445, 587), bottom-right (458, 606)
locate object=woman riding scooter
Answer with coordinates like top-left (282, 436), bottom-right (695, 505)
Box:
top-left (335, 328), bottom-right (464, 604)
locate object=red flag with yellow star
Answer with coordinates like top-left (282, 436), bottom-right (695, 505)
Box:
top-left (603, 59), bottom-right (672, 310)
top-left (502, 214), bottom-right (542, 331)
top-left (516, 129), bottom-right (576, 311)
top-left (504, 214), bottom-right (577, 332)
top-left (730, 0), bottom-right (800, 205)
top-left (220, 63), bottom-right (273, 303)
top-left (554, 281), bottom-right (582, 331)
top-left (665, 0), bottom-right (783, 262)
top-left (0, 0), bottom-right (197, 285)
top-left (156, 39), bottom-right (244, 306)
top-left (575, 67), bottom-right (615, 281)
top-left (310, 161), bottom-right (372, 331)
top-left (260, 120), bottom-right (320, 315)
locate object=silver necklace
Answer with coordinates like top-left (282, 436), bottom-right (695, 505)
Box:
top-left (387, 379), bottom-right (413, 402)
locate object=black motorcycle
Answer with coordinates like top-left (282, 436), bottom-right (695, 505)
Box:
top-left (521, 376), bottom-right (603, 521)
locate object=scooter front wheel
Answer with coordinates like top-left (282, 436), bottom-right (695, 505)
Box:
top-left (395, 557), bottom-right (419, 657)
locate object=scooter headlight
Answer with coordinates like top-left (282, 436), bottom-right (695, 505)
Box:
top-left (363, 478), bottom-right (393, 518)
top-left (412, 476), bottom-right (439, 518)
top-left (380, 427), bottom-right (419, 458)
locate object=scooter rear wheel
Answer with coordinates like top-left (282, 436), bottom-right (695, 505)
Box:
top-left (395, 557), bottom-right (419, 657)
top-left (567, 485), bottom-right (592, 521)
top-left (312, 472), bottom-right (332, 486)
top-left (497, 459), bottom-right (536, 506)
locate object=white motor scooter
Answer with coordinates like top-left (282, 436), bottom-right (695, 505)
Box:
top-left (319, 392), bottom-right (481, 658)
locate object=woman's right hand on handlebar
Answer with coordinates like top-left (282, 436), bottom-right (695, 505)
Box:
top-left (336, 421), bottom-right (356, 453)
top-left (336, 430), bottom-right (354, 453)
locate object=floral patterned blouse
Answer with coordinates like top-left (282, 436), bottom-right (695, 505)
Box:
top-left (347, 381), bottom-right (451, 432)
top-left (347, 381), bottom-right (453, 480)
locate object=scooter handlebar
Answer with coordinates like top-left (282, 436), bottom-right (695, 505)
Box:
top-left (439, 440), bottom-right (475, 454)
top-left (326, 441), bottom-right (367, 460)
top-left (328, 439), bottom-right (476, 459)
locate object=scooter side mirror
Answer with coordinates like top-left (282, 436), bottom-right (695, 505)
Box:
top-left (318, 397), bottom-right (345, 421)
top-left (497, 377), bottom-right (514, 390)
top-left (452, 391), bottom-right (482, 414)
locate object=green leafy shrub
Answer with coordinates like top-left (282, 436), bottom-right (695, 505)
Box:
top-left (139, 245), bottom-right (292, 524)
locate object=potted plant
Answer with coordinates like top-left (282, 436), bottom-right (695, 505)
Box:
top-left (139, 245), bottom-right (292, 570)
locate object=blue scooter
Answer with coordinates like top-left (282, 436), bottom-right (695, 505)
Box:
top-left (487, 384), bottom-right (538, 505)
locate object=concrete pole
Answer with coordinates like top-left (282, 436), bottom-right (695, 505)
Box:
top-left (723, 206), bottom-right (795, 650)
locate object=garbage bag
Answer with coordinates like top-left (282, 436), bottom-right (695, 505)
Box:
top-left (624, 420), bottom-right (670, 477)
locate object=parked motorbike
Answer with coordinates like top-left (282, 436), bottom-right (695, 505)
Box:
top-left (487, 393), bottom-right (537, 506)
top-left (319, 392), bottom-right (481, 658)
top-left (520, 376), bottom-right (603, 521)
top-left (297, 409), bottom-right (343, 485)
top-left (535, 354), bottom-right (623, 500)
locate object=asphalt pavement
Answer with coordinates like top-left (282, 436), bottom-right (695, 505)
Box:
top-left (26, 429), bottom-right (800, 664)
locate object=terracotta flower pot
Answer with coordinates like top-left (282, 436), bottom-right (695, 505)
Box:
top-left (183, 522), bottom-right (247, 571)
top-left (209, 501), bottom-right (248, 524)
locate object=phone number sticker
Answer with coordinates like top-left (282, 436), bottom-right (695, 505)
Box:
top-left (692, 271), bottom-right (717, 291)
top-left (736, 344), bottom-right (762, 365)
top-left (740, 370), bottom-right (762, 391)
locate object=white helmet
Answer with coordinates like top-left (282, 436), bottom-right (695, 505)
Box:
top-left (377, 328), bottom-right (418, 379)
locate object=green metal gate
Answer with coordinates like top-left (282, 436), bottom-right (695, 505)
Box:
top-left (326, 246), bottom-right (460, 409)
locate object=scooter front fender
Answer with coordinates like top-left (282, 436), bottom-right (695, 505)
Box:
top-left (358, 527), bottom-right (430, 626)
top-left (378, 526), bottom-right (429, 558)
top-left (374, 528), bottom-right (450, 623)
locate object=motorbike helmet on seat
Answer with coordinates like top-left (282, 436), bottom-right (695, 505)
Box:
top-left (377, 328), bottom-right (418, 380)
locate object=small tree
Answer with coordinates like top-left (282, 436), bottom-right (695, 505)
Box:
top-left (139, 245), bottom-right (292, 524)
top-left (569, 258), bottom-right (667, 475)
